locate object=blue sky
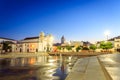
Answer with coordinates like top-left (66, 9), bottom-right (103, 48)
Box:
top-left (0, 0), bottom-right (120, 43)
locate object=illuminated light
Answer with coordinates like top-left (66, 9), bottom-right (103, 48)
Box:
top-left (104, 30), bottom-right (110, 36)
top-left (29, 58), bottom-right (36, 64)
top-left (69, 56), bottom-right (72, 60)
top-left (48, 59), bottom-right (56, 63)
top-left (32, 44), bottom-right (35, 48)
top-left (30, 44), bottom-right (35, 49)
top-left (104, 30), bottom-right (111, 40)
top-left (48, 62), bottom-right (55, 66)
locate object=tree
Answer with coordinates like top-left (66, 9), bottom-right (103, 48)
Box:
top-left (100, 41), bottom-right (113, 50)
top-left (2, 41), bottom-right (12, 52)
top-left (82, 47), bottom-right (89, 50)
top-left (90, 44), bottom-right (97, 51)
top-left (66, 46), bottom-right (72, 51)
top-left (57, 46), bottom-right (62, 50)
top-left (76, 46), bottom-right (82, 52)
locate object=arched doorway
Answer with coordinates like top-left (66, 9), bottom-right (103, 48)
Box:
top-left (20, 48), bottom-right (22, 52)
top-left (36, 49), bottom-right (38, 52)
top-left (27, 49), bottom-right (29, 52)
top-left (117, 48), bottom-right (120, 52)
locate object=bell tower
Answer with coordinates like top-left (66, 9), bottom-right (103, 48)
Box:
top-left (39, 32), bottom-right (44, 42)
top-left (61, 36), bottom-right (65, 44)
top-left (38, 32), bottom-right (45, 52)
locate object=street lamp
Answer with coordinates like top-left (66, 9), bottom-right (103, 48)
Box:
top-left (104, 30), bottom-right (110, 40)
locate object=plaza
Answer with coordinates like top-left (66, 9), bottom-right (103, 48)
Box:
top-left (1, 0), bottom-right (120, 80)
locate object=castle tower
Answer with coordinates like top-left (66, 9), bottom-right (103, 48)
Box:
top-left (61, 36), bottom-right (65, 44)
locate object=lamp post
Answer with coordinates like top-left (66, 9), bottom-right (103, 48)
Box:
top-left (104, 30), bottom-right (110, 41)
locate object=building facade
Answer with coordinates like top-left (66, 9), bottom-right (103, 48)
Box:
top-left (0, 44), bottom-right (3, 53)
top-left (0, 37), bottom-right (17, 43)
top-left (12, 32), bottom-right (54, 53)
top-left (53, 35), bottom-right (84, 52)
top-left (0, 37), bottom-right (17, 53)
top-left (109, 36), bottom-right (120, 52)
top-left (95, 36), bottom-right (120, 52)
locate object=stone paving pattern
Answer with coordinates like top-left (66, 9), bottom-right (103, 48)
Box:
top-left (66, 54), bottom-right (120, 80)
top-left (99, 54), bottom-right (120, 80)
top-left (66, 56), bottom-right (106, 80)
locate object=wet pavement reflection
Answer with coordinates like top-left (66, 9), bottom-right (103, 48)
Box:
top-left (0, 55), bottom-right (80, 80)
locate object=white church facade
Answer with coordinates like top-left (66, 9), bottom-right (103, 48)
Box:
top-left (12, 32), bottom-right (54, 53)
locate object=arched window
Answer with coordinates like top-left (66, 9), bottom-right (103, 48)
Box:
top-left (36, 49), bottom-right (38, 52)
top-left (117, 44), bottom-right (119, 47)
top-left (27, 49), bottom-right (29, 52)
top-left (20, 48), bottom-right (22, 52)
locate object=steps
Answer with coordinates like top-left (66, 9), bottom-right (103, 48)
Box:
top-left (65, 56), bottom-right (106, 80)
top-left (98, 54), bottom-right (120, 80)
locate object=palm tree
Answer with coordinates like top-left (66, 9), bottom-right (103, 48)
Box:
top-left (2, 41), bottom-right (12, 53)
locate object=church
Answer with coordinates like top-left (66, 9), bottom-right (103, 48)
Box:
top-left (12, 32), bottom-right (54, 53)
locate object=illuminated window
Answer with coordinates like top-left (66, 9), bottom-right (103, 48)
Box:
top-left (30, 44), bottom-right (35, 48)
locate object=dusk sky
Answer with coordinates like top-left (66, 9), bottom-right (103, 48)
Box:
top-left (0, 0), bottom-right (120, 43)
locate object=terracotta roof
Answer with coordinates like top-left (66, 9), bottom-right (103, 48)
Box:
top-left (24, 36), bottom-right (39, 40)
